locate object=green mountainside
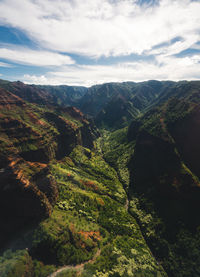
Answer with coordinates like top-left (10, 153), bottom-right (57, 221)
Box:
top-left (0, 79), bottom-right (200, 277)
top-left (127, 94), bottom-right (200, 276)
top-left (79, 81), bottom-right (175, 129)
top-left (35, 85), bottom-right (87, 107)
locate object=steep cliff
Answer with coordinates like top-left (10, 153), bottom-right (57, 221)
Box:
top-left (128, 98), bottom-right (200, 227)
top-left (0, 86), bottom-right (98, 248)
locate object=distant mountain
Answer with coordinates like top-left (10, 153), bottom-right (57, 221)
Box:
top-left (79, 81), bottom-right (175, 129)
top-left (0, 79), bottom-right (88, 107)
top-left (151, 80), bottom-right (200, 107)
top-left (1, 80), bottom-right (199, 132)
top-left (35, 84), bottom-right (88, 106)
top-left (0, 79), bottom-right (54, 105)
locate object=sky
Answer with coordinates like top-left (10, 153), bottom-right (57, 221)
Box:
top-left (0, 0), bottom-right (199, 87)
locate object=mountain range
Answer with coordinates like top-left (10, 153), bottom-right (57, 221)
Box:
top-left (0, 78), bottom-right (200, 277)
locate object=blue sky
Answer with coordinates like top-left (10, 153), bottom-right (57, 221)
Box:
top-left (0, 0), bottom-right (199, 86)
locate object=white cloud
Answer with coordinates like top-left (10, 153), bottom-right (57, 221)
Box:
top-left (23, 74), bottom-right (49, 84)
top-left (146, 35), bottom-right (199, 57)
top-left (0, 45), bottom-right (74, 66)
top-left (0, 61), bottom-right (13, 67)
top-left (0, 0), bottom-right (199, 58)
top-left (22, 54), bottom-right (200, 87)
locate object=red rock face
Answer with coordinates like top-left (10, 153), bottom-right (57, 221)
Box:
top-left (64, 106), bottom-right (88, 123)
top-left (0, 88), bottom-right (26, 109)
top-left (7, 81), bottom-right (54, 105)
top-left (0, 88), bottom-right (56, 246)
top-left (0, 153), bottom-right (58, 247)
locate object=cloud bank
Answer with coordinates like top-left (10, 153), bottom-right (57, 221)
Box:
top-left (0, 0), bottom-right (199, 85)
top-left (0, 45), bottom-right (74, 66)
top-left (23, 54), bottom-right (200, 87)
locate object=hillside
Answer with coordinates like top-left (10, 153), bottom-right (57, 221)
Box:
top-left (35, 85), bottom-right (87, 107)
top-left (78, 81), bottom-right (176, 129)
top-left (0, 85), bottom-right (97, 250)
top-left (126, 95), bottom-right (200, 276)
